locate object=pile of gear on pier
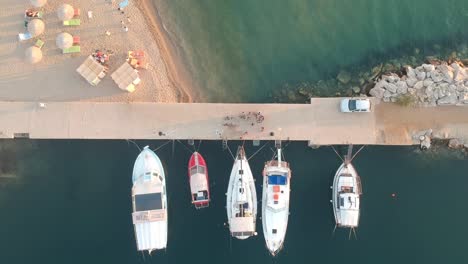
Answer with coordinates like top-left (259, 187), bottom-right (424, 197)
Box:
top-left (369, 61), bottom-right (468, 106)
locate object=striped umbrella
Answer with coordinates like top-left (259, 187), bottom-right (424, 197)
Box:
top-left (57, 4), bottom-right (74, 21)
top-left (27, 19), bottom-right (45, 37)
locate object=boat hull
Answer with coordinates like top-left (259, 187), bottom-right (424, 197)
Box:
top-left (188, 152), bottom-right (210, 209)
top-left (132, 147), bottom-right (168, 252)
top-left (332, 163), bottom-right (361, 228)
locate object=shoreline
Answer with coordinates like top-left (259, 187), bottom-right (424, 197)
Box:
top-left (135, 0), bottom-right (197, 103)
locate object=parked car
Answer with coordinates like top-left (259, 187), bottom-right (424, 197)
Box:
top-left (340, 98), bottom-right (371, 112)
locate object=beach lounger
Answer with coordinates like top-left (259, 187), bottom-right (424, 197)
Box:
top-left (73, 36), bottom-right (80, 45)
top-left (74, 8), bottom-right (80, 17)
top-left (34, 39), bottom-right (44, 49)
top-left (63, 19), bottom-right (81, 26)
top-left (63, 46), bottom-right (81, 54)
top-left (18, 32), bottom-right (32, 41)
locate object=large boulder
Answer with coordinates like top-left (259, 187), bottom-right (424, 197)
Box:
top-left (416, 71), bottom-right (426, 80)
top-left (384, 82), bottom-right (398, 93)
top-left (430, 70), bottom-right (444, 82)
top-left (437, 94), bottom-right (458, 105)
top-left (406, 77), bottom-right (418, 87)
top-left (396, 81), bottom-right (408, 94)
top-left (448, 138), bottom-right (464, 149)
top-left (337, 70), bottom-right (351, 84)
top-left (383, 74), bottom-right (399, 83)
top-left (383, 90), bottom-right (392, 99)
top-left (422, 64), bottom-right (435, 72)
top-left (460, 92), bottom-right (468, 104)
top-left (406, 66), bottom-right (416, 79)
top-left (414, 81), bottom-right (424, 90)
top-left (438, 65), bottom-right (454, 82)
top-left (369, 87), bottom-right (385, 98)
top-left (423, 79), bottom-right (434, 87)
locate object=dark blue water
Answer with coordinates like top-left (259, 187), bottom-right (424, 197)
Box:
top-left (1, 140), bottom-right (467, 263)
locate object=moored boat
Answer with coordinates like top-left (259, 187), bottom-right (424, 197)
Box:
top-left (188, 152), bottom-right (210, 209)
top-left (262, 148), bottom-right (291, 256)
top-left (331, 162), bottom-right (362, 228)
top-left (226, 146), bottom-right (257, 239)
top-left (131, 146), bottom-right (168, 253)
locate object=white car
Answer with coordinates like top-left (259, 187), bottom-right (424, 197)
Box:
top-left (340, 98), bottom-right (371, 112)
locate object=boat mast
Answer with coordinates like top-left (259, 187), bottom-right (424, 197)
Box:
top-left (277, 148), bottom-right (282, 167)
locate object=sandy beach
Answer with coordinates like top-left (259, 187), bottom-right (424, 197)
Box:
top-left (0, 0), bottom-right (194, 102)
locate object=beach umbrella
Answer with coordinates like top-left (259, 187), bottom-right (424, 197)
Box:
top-left (57, 4), bottom-right (74, 21)
top-left (30, 0), bottom-right (47, 8)
top-left (27, 19), bottom-right (45, 37)
top-left (25, 46), bottom-right (43, 64)
top-left (55, 32), bottom-right (73, 50)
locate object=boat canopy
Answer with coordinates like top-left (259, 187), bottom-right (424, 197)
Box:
top-left (135, 193), bottom-right (163, 211)
top-left (230, 216), bottom-right (255, 233)
top-left (268, 174), bottom-right (287, 185)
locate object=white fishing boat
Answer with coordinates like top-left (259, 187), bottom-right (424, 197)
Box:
top-left (262, 148), bottom-right (291, 256)
top-left (226, 146), bottom-right (257, 239)
top-left (332, 162), bottom-right (362, 228)
top-left (131, 146), bottom-right (168, 253)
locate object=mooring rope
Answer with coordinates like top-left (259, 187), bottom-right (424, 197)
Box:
top-left (248, 141), bottom-right (270, 161)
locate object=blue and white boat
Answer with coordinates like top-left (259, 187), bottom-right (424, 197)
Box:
top-left (131, 146), bottom-right (168, 253)
top-left (262, 148), bottom-right (291, 255)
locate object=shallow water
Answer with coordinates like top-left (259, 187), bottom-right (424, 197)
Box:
top-left (1, 140), bottom-right (468, 263)
top-left (155, 0), bottom-right (467, 102)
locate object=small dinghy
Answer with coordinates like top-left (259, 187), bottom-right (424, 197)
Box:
top-left (262, 148), bottom-right (291, 256)
top-left (226, 146), bottom-right (257, 239)
top-left (131, 146), bottom-right (168, 253)
top-left (332, 162), bottom-right (362, 228)
top-left (188, 152), bottom-right (210, 209)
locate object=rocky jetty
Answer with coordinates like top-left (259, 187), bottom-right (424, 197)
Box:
top-left (370, 62), bottom-right (468, 106)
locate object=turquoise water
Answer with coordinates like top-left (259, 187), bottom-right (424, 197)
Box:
top-left (1, 140), bottom-right (468, 264)
top-left (155, 0), bottom-right (467, 102)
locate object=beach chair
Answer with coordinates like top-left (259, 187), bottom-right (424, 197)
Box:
top-left (63, 46), bottom-right (81, 54)
top-left (18, 32), bottom-right (32, 41)
top-left (73, 36), bottom-right (80, 45)
top-left (63, 19), bottom-right (81, 26)
top-left (34, 39), bottom-right (45, 49)
top-left (74, 8), bottom-right (80, 17)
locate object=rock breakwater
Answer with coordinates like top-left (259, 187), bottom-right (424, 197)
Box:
top-left (370, 61), bottom-right (468, 106)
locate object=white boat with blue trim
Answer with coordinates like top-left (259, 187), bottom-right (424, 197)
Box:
top-left (131, 146), bottom-right (168, 253)
top-left (262, 148), bottom-right (291, 256)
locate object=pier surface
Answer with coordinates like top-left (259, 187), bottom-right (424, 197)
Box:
top-left (0, 99), bottom-right (467, 145)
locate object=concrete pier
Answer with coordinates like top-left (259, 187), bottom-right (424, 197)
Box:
top-left (0, 98), bottom-right (467, 145)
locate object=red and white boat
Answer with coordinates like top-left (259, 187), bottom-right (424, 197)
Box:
top-left (188, 152), bottom-right (210, 209)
